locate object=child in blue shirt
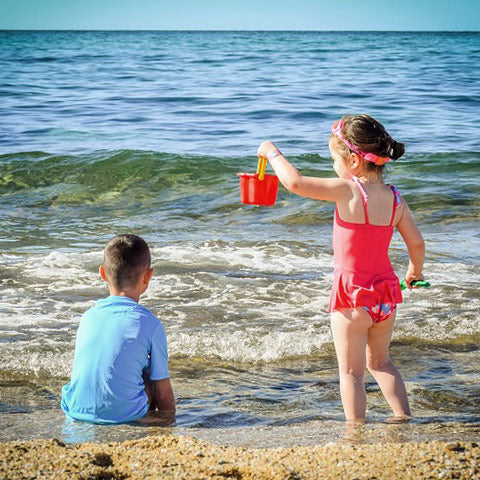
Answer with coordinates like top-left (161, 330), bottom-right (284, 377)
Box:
top-left (61, 234), bottom-right (175, 424)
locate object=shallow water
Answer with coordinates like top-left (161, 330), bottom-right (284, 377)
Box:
top-left (0, 31), bottom-right (479, 445)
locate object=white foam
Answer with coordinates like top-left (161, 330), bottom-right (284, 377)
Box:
top-left (21, 250), bottom-right (102, 289)
top-left (169, 324), bottom-right (332, 362)
top-left (0, 342), bottom-right (74, 378)
top-left (0, 245), bottom-right (479, 376)
top-left (151, 241), bottom-right (333, 274)
top-left (394, 260), bottom-right (480, 341)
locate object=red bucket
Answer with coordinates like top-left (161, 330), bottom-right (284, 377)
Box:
top-left (237, 173), bottom-right (279, 206)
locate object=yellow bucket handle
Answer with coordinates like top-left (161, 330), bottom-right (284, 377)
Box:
top-left (256, 155), bottom-right (268, 181)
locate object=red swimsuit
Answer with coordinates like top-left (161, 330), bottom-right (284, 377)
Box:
top-left (328, 176), bottom-right (403, 322)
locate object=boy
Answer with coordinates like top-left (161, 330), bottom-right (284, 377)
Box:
top-left (61, 234), bottom-right (175, 424)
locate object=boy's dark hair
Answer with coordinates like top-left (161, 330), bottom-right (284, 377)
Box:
top-left (332, 114), bottom-right (405, 174)
top-left (103, 235), bottom-right (151, 289)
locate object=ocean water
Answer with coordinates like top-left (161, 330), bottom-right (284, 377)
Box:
top-left (0, 31), bottom-right (479, 446)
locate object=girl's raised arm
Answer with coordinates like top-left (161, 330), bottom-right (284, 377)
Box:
top-left (257, 141), bottom-right (349, 202)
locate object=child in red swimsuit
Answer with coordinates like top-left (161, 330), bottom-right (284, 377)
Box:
top-left (258, 114), bottom-right (425, 422)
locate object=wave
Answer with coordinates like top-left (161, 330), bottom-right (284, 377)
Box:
top-left (0, 151), bottom-right (478, 231)
top-left (0, 150), bottom-right (236, 192)
top-left (1, 241), bottom-right (479, 378)
top-left (1, 149), bottom-right (479, 194)
top-left (1, 312), bottom-right (479, 379)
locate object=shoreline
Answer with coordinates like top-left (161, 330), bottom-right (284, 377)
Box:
top-left (2, 434), bottom-right (479, 479)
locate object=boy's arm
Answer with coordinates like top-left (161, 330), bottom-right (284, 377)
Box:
top-left (257, 140), bottom-right (349, 202)
top-left (396, 201), bottom-right (425, 288)
top-left (149, 321), bottom-right (175, 412)
top-left (153, 378), bottom-right (176, 412)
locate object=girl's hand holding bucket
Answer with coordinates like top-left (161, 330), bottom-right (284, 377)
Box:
top-left (237, 152), bottom-right (279, 206)
top-left (257, 140), bottom-right (278, 160)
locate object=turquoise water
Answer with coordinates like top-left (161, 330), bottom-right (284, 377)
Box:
top-left (0, 31), bottom-right (479, 445)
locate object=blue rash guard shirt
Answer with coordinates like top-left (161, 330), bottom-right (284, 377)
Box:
top-left (61, 296), bottom-right (170, 424)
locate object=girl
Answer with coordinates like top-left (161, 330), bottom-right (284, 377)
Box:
top-left (257, 114), bottom-right (425, 421)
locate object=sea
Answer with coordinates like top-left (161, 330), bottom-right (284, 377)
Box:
top-left (0, 31), bottom-right (479, 447)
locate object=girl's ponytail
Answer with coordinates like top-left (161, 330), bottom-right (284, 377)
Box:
top-left (390, 140), bottom-right (405, 160)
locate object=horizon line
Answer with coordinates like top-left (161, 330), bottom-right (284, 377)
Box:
top-left (1, 28), bottom-right (479, 33)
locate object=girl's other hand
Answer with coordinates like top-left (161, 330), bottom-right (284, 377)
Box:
top-left (404, 268), bottom-right (424, 290)
top-left (257, 140), bottom-right (277, 160)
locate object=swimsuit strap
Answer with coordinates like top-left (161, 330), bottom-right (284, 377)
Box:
top-left (351, 176), bottom-right (370, 224)
top-left (388, 185), bottom-right (401, 226)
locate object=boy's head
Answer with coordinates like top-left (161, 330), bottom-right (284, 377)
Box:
top-left (102, 234), bottom-right (151, 290)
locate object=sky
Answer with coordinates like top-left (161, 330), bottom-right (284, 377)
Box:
top-left (0, 0), bottom-right (478, 31)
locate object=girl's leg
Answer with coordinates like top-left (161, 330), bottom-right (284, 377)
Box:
top-left (366, 311), bottom-right (411, 418)
top-left (331, 308), bottom-right (372, 421)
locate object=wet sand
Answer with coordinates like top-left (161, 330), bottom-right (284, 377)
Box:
top-left (1, 434), bottom-right (479, 479)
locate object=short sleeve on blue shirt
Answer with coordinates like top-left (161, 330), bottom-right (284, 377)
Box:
top-left (150, 323), bottom-right (170, 380)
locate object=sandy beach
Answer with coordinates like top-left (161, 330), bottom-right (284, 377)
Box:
top-left (1, 434), bottom-right (479, 479)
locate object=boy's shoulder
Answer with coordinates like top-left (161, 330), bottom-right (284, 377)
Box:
top-left (85, 296), bottom-right (161, 325)
top-left (81, 297), bottom-right (165, 343)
